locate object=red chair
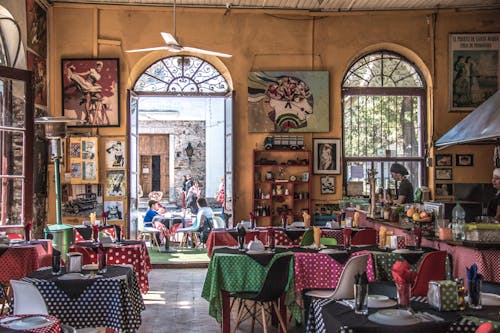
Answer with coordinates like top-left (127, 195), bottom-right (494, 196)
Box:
top-left (411, 250), bottom-right (447, 296)
top-left (74, 229), bottom-right (86, 243)
top-left (351, 229), bottom-right (377, 245)
top-left (475, 322), bottom-right (494, 333)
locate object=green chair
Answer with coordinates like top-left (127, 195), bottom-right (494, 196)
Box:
top-left (300, 229), bottom-right (314, 246)
top-left (320, 237), bottom-right (338, 246)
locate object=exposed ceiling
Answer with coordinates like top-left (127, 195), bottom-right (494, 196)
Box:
top-left (48, 0), bottom-right (500, 12)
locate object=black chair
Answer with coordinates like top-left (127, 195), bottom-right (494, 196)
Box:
top-left (231, 254), bottom-right (293, 333)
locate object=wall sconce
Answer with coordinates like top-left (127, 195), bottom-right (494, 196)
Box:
top-left (185, 142), bottom-right (194, 164)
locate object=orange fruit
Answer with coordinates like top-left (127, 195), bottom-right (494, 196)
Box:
top-left (420, 211), bottom-right (428, 218)
top-left (406, 208), bottom-right (415, 218)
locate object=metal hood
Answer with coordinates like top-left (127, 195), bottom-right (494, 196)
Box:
top-left (435, 90), bottom-right (500, 147)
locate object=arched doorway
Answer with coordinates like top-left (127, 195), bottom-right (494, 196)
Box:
top-left (128, 55), bottom-right (233, 234)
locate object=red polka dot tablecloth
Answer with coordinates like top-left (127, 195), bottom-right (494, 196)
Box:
top-left (69, 241), bottom-right (152, 293)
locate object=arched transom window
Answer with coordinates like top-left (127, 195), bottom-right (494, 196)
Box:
top-left (342, 50), bottom-right (427, 195)
top-left (133, 55), bottom-right (229, 95)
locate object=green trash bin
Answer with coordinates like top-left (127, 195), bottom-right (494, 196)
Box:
top-left (45, 224), bottom-right (74, 256)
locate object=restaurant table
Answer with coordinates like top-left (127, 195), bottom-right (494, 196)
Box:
top-left (201, 247), bottom-right (294, 333)
top-left (22, 265), bottom-right (144, 333)
top-left (370, 246), bottom-right (453, 281)
top-left (0, 314), bottom-right (61, 333)
top-left (68, 240), bottom-right (152, 293)
top-left (0, 240), bottom-right (53, 285)
top-left (205, 228), bottom-right (353, 257)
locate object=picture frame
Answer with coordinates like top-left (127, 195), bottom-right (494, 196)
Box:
top-left (449, 33), bottom-right (500, 111)
top-left (435, 154), bottom-right (452, 167)
top-left (105, 170), bottom-right (126, 197)
top-left (247, 71), bottom-right (330, 133)
top-left (68, 136), bottom-right (99, 184)
top-left (435, 183), bottom-right (454, 197)
top-left (456, 154), bottom-right (474, 166)
top-left (320, 176), bottom-right (335, 194)
top-left (104, 138), bottom-right (126, 169)
top-left (313, 138), bottom-right (341, 174)
top-left (61, 58), bottom-right (120, 127)
top-left (435, 168), bottom-right (453, 180)
top-left (103, 200), bottom-right (124, 221)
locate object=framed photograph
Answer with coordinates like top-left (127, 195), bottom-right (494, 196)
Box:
top-left (104, 138), bottom-right (126, 168)
top-left (62, 58), bottom-right (120, 127)
top-left (68, 136), bottom-right (99, 184)
top-left (449, 33), bottom-right (500, 111)
top-left (106, 170), bottom-right (126, 197)
top-left (435, 154), bottom-right (452, 166)
top-left (62, 184), bottom-right (103, 217)
top-left (435, 168), bottom-right (453, 180)
top-left (247, 71), bottom-right (330, 132)
top-left (456, 154), bottom-right (474, 166)
top-left (313, 139), bottom-right (341, 174)
top-left (320, 176), bottom-right (335, 194)
top-left (436, 183), bottom-right (454, 197)
top-left (103, 200), bottom-right (124, 221)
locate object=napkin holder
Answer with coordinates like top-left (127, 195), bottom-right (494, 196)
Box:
top-left (66, 252), bottom-right (83, 273)
top-left (427, 280), bottom-right (458, 311)
top-left (0, 236), bottom-right (9, 245)
top-left (247, 239), bottom-right (265, 251)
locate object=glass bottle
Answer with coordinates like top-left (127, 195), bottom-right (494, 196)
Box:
top-left (451, 202), bottom-right (466, 241)
top-left (455, 278), bottom-right (466, 311)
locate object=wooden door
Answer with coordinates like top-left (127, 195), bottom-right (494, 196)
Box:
top-left (139, 135), bottom-right (170, 197)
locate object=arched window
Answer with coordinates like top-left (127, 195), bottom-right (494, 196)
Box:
top-left (133, 55), bottom-right (229, 94)
top-left (342, 50), bottom-right (427, 196)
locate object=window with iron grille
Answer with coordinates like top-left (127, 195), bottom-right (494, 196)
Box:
top-left (342, 51), bottom-right (427, 196)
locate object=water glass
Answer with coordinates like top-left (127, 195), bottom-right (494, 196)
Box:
top-left (396, 283), bottom-right (411, 310)
top-left (98, 252), bottom-right (107, 274)
top-left (354, 284), bottom-right (368, 315)
top-left (468, 279), bottom-right (482, 309)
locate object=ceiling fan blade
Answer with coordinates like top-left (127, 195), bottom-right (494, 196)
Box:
top-left (161, 32), bottom-right (180, 46)
top-left (182, 46), bottom-right (233, 58)
top-left (125, 46), bottom-right (169, 53)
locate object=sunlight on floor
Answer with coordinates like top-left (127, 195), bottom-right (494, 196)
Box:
top-left (143, 290), bottom-right (166, 305)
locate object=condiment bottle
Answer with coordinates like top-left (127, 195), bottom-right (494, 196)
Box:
top-left (455, 278), bottom-right (466, 310)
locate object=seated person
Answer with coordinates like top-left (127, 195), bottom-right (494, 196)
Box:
top-left (177, 197), bottom-right (214, 244)
top-left (143, 200), bottom-right (170, 244)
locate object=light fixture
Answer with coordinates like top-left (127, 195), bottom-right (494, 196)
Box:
top-left (185, 142), bottom-right (194, 164)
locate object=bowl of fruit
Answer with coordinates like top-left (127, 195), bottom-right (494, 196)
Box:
top-left (405, 206), bottom-right (433, 223)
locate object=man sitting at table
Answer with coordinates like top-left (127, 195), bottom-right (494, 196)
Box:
top-left (143, 200), bottom-right (170, 244)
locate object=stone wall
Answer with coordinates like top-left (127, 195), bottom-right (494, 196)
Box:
top-left (139, 120), bottom-right (206, 205)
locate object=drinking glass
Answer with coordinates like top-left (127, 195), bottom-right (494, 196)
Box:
top-left (354, 284), bottom-right (368, 315)
top-left (52, 255), bottom-right (61, 275)
top-left (468, 279), bottom-right (482, 309)
top-left (396, 283), bottom-right (411, 310)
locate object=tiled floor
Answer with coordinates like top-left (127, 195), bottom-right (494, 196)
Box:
top-left (138, 268), bottom-right (302, 333)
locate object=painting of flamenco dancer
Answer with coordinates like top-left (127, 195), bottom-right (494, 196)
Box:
top-left (62, 58), bottom-right (120, 127)
top-left (248, 71), bottom-right (329, 132)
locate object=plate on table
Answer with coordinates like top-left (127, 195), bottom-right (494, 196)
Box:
top-left (58, 273), bottom-right (85, 280)
top-left (319, 249), bottom-right (346, 254)
top-left (82, 264), bottom-right (98, 270)
top-left (481, 292), bottom-right (500, 306)
top-left (368, 309), bottom-right (420, 326)
top-left (392, 248), bottom-right (423, 254)
top-left (368, 295), bottom-right (397, 308)
top-left (246, 250), bottom-right (269, 255)
top-left (1, 316), bottom-right (53, 330)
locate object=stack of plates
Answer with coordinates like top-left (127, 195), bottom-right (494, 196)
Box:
top-left (368, 309), bottom-right (420, 326)
top-left (0, 316), bottom-right (53, 330)
top-left (392, 248), bottom-right (423, 254)
top-left (367, 295), bottom-right (397, 308)
top-left (319, 249), bottom-right (346, 254)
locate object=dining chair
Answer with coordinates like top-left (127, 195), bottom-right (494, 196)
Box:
top-left (138, 214), bottom-right (162, 252)
top-left (475, 322), bottom-right (494, 333)
top-left (411, 250), bottom-right (447, 297)
top-left (212, 216), bottom-right (226, 229)
top-left (351, 229), bottom-right (377, 246)
top-left (319, 237), bottom-right (338, 246)
top-left (231, 254), bottom-right (293, 333)
top-left (305, 254), bottom-right (369, 299)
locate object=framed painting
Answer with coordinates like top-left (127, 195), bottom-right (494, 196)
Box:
top-left (313, 139), bottom-right (341, 174)
top-left (104, 138), bottom-right (126, 168)
top-left (247, 71), bottom-right (329, 132)
top-left (436, 183), bottom-right (454, 197)
top-left (105, 170), bottom-right (126, 197)
top-left (435, 154), bottom-right (452, 166)
top-left (456, 154), bottom-right (473, 166)
top-left (103, 200), bottom-right (124, 221)
top-left (320, 176), bottom-right (335, 194)
top-left (435, 168), bottom-right (453, 180)
top-left (449, 33), bottom-right (500, 111)
top-left (62, 58), bottom-right (120, 127)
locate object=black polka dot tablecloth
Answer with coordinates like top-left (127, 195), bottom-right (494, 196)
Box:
top-left (22, 265), bottom-right (144, 333)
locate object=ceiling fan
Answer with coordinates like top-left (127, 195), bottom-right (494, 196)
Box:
top-left (126, 0), bottom-right (232, 58)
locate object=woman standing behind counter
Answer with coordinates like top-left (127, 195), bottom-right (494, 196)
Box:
top-left (487, 168), bottom-right (500, 221)
top-left (389, 163), bottom-right (414, 205)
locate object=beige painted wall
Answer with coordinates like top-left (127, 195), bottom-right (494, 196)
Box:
top-left (48, 3), bottom-right (500, 223)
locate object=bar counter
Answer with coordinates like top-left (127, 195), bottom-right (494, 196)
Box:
top-left (346, 209), bottom-right (500, 283)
